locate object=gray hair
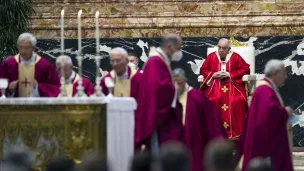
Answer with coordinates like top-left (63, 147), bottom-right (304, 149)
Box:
top-left (264, 59), bottom-right (284, 77)
top-left (110, 47), bottom-right (128, 58)
top-left (18, 33), bottom-right (37, 47)
top-left (172, 68), bottom-right (187, 80)
top-left (56, 55), bottom-right (73, 65)
top-left (218, 38), bottom-right (231, 47)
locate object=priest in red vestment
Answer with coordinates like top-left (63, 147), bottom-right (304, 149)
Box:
top-left (99, 47), bottom-right (141, 98)
top-left (0, 33), bottom-right (60, 97)
top-left (241, 60), bottom-right (293, 171)
top-left (200, 38), bottom-right (250, 139)
top-left (135, 34), bottom-right (184, 154)
top-left (172, 68), bottom-right (226, 171)
top-left (56, 55), bottom-right (94, 97)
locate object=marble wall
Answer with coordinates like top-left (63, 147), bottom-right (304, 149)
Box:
top-left (31, 0), bottom-right (304, 38)
top-left (36, 36), bottom-right (304, 147)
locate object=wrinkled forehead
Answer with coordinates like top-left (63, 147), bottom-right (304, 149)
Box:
top-left (218, 40), bottom-right (230, 48)
top-left (18, 39), bottom-right (32, 46)
top-left (111, 52), bottom-right (124, 59)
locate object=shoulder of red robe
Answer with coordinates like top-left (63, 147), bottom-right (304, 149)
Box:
top-left (148, 47), bottom-right (160, 58)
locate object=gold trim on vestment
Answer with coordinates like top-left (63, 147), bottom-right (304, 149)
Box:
top-left (110, 68), bottom-right (136, 97)
top-left (14, 54), bottom-right (41, 97)
top-left (64, 74), bottom-right (79, 97)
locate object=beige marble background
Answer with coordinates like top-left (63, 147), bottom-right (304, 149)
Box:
top-left (31, 0), bottom-right (304, 38)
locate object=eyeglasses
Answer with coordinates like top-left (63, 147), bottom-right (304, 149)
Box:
top-left (110, 58), bottom-right (124, 64)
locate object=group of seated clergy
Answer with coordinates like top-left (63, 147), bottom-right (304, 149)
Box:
top-left (0, 32), bottom-right (294, 171)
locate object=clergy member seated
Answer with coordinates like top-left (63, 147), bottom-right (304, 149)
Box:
top-left (55, 55), bottom-right (94, 97)
top-left (0, 33), bottom-right (60, 97)
top-left (200, 38), bottom-right (250, 139)
top-left (172, 68), bottom-right (225, 171)
top-left (135, 33), bottom-right (184, 154)
top-left (240, 60), bottom-right (293, 171)
top-left (99, 47), bottom-right (141, 98)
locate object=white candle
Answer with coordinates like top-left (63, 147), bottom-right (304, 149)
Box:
top-left (60, 9), bottom-right (64, 55)
top-left (95, 11), bottom-right (100, 56)
top-left (78, 10), bottom-right (82, 55)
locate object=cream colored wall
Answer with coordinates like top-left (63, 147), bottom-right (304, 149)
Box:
top-left (31, 0), bottom-right (304, 39)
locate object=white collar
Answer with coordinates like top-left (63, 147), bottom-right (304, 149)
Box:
top-left (20, 52), bottom-right (36, 64)
top-left (156, 47), bottom-right (171, 66)
top-left (65, 71), bottom-right (76, 84)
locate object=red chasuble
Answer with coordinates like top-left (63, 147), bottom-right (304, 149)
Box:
top-left (200, 51), bottom-right (250, 138)
top-left (241, 78), bottom-right (293, 171)
top-left (68, 74), bottom-right (94, 97)
top-left (135, 51), bottom-right (183, 151)
top-left (99, 66), bottom-right (141, 99)
top-left (181, 87), bottom-right (225, 171)
top-left (0, 55), bottom-right (60, 97)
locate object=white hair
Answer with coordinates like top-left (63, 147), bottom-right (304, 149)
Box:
top-left (56, 55), bottom-right (73, 65)
top-left (18, 33), bottom-right (37, 47)
top-left (110, 47), bottom-right (128, 58)
top-left (264, 59), bottom-right (284, 77)
top-left (218, 38), bottom-right (231, 47)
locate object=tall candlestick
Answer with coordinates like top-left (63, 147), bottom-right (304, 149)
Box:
top-left (60, 9), bottom-right (64, 55)
top-left (95, 11), bottom-right (100, 56)
top-left (78, 10), bottom-right (82, 56)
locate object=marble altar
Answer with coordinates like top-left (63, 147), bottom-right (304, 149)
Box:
top-left (0, 97), bottom-right (136, 171)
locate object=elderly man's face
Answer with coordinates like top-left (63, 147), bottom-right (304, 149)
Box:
top-left (18, 40), bottom-right (34, 60)
top-left (56, 63), bottom-right (73, 80)
top-left (218, 40), bottom-right (230, 59)
top-left (110, 52), bottom-right (127, 75)
top-left (172, 75), bottom-right (186, 93)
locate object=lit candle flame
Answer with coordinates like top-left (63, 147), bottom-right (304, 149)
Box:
top-left (95, 11), bottom-right (99, 18)
top-left (61, 9), bottom-right (64, 16)
top-left (78, 10), bottom-right (82, 17)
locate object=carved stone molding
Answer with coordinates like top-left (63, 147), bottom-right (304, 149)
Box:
top-left (30, 0), bottom-right (304, 38)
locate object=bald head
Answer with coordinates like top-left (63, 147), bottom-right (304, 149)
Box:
top-left (160, 33), bottom-right (183, 60)
top-left (217, 38), bottom-right (231, 59)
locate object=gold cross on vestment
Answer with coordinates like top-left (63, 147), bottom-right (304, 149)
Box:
top-left (221, 86), bottom-right (229, 93)
top-left (221, 104), bottom-right (229, 111)
top-left (223, 122), bottom-right (229, 129)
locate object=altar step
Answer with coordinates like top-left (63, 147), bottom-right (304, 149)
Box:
top-left (294, 152), bottom-right (304, 171)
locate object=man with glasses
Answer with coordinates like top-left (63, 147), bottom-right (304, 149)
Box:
top-left (99, 47), bottom-right (141, 98)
